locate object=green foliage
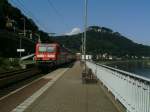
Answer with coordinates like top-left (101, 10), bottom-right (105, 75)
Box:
top-left (0, 57), bottom-right (20, 71)
top-left (39, 30), bottom-right (53, 43)
top-left (0, 30), bottom-right (35, 57)
top-left (0, 0), bottom-right (38, 31)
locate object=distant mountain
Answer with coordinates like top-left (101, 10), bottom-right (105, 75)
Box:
top-left (54, 26), bottom-right (150, 57)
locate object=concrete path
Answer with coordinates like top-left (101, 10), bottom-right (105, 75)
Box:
top-left (23, 62), bottom-right (120, 112)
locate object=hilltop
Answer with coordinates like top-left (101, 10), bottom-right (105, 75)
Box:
top-left (54, 26), bottom-right (150, 58)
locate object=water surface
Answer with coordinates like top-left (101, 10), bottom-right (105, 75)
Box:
top-left (105, 61), bottom-right (150, 79)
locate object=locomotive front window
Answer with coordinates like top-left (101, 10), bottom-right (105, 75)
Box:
top-left (47, 47), bottom-right (55, 52)
top-left (39, 46), bottom-right (46, 52)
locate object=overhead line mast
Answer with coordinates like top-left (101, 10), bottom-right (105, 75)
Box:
top-left (83, 0), bottom-right (88, 70)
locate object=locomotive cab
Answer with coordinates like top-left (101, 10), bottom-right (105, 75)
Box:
top-left (35, 43), bottom-right (59, 63)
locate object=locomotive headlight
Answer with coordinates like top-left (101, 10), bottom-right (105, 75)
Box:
top-left (37, 54), bottom-right (44, 58)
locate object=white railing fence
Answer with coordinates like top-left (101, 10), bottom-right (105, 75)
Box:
top-left (86, 61), bottom-right (150, 112)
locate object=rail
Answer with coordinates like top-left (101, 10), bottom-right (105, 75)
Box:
top-left (86, 61), bottom-right (150, 112)
top-left (0, 69), bottom-right (33, 79)
top-left (0, 68), bottom-right (39, 88)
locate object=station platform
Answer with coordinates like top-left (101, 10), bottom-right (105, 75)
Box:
top-left (1, 61), bottom-right (120, 112)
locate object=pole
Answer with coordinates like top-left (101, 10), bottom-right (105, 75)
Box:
top-left (19, 18), bottom-right (25, 58)
top-left (19, 35), bottom-right (22, 57)
top-left (82, 32), bottom-right (84, 54)
top-left (35, 33), bottom-right (41, 43)
top-left (23, 18), bottom-right (26, 37)
top-left (84, 0), bottom-right (88, 71)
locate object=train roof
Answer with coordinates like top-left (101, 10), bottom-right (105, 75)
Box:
top-left (36, 43), bottom-right (59, 46)
top-left (36, 43), bottom-right (75, 53)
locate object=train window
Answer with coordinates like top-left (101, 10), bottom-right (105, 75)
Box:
top-left (39, 46), bottom-right (46, 52)
top-left (47, 47), bottom-right (55, 52)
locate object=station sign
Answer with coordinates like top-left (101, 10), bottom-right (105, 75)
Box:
top-left (17, 49), bottom-right (25, 52)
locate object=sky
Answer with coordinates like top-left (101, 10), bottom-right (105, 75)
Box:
top-left (9, 0), bottom-right (150, 45)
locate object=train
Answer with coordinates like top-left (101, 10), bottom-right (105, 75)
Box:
top-left (34, 43), bottom-right (75, 71)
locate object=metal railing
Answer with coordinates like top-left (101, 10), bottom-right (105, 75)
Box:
top-left (86, 61), bottom-right (150, 112)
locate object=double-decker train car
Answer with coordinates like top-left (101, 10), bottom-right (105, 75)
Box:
top-left (34, 43), bottom-right (75, 71)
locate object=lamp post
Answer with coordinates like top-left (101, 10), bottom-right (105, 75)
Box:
top-left (81, 32), bottom-right (84, 54)
top-left (17, 18), bottom-right (26, 58)
top-left (19, 34), bottom-right (22, 57)
top-left (18, 18), bottom-right (25, 57)
top-left (83, 0), bottom-right (88, 71)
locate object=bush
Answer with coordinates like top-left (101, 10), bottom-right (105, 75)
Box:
top-left (0, 57), bottom-right (20, 71)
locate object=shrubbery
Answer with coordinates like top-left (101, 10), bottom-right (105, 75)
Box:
top-left (0, 57), bottom-right (20, 72)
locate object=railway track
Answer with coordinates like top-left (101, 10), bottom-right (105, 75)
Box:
top-left (0, 63), bottom-right (73, 98)
top-left (0, 68), bottom-right (40, 88)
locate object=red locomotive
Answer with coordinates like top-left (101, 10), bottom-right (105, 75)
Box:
top-left (35, 43), bottom-right (75, 71)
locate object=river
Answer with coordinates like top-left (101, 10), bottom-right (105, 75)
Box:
top-left (105, 60), bottom-right (150, 79)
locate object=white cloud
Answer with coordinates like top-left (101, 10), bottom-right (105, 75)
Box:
top-left (66, 27), bottom-right (81, 35)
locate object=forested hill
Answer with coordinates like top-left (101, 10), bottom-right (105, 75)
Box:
top-left (0, 0), bottom-right (52, 42)
top-left (0, 0), bottom-right (38, 32)
top-left (54, 26), bottom-right (150, 57)
top-left (0, 0), bottom-right (52, 57)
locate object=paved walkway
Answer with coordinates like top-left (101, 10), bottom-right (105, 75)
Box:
top-left (24, 62), bottom-right (120, 112)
